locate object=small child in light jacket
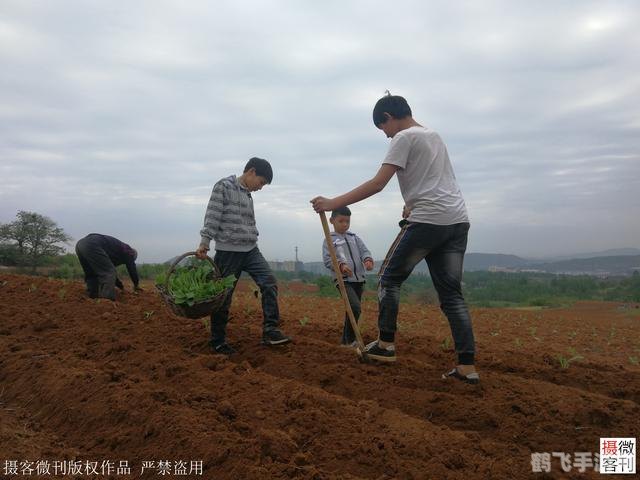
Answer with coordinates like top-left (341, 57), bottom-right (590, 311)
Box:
top-left (322, 206), bottom-right (374, 345)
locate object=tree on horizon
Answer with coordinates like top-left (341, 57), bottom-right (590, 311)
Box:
top-left (0, 210), bottom-right (71, 270)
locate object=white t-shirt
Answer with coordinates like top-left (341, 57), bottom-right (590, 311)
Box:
top-left (383, 126), bottom-right (469, 225)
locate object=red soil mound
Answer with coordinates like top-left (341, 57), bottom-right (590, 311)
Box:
top-left (1, 274), bottom-right (638, 479)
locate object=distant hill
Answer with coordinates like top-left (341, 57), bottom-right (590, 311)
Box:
top-left (463, 253), bottom-right (530, 271)
top-left (522, 255), bottom-right (640, 276)
top-left (300, 253), bottom-right (640, 277)
top-left (401, 253), bottom-right (530, 274)
top-left (531, 248), bottom-right (640, 262)
top-left (303, 261), bottom-right (330, 275)
top-left (301, 253), bottom-right (530, 275)
top-left (580, 248), bottom-right (640, 257)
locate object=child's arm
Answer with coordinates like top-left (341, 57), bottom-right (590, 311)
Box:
top-left (322, 238), bottom-right (350, 275)
top-left (355, 235), bottom-right (372, 262)
top-left (355, 235), bottom-right (374, 271)
top-left (322, 239), bottom-right (333, 270)
top-left (196, 183), bottom-right (225, 258)
top-left (311, 164), bottom-right (399, 212)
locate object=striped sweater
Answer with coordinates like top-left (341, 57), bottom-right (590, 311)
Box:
top-left (200, 175), bottom-right (259, 252)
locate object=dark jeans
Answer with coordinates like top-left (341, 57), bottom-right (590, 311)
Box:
top-left (378, 222), bottom-right (476, 365)
top-left (338, 281), bottom-right (364, 344)
top-left (75, 235), bottom-right (117, 300)
top-left (211, 247), bottom-right (280, 346)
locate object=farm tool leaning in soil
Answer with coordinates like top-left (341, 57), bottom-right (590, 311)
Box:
top-left (196, 157), bottom-right (292, 354)
top-left (75, 233), bottom-right (142, 301)
top-left (321, 207), bottom-right (374, 347)
top-left (320, 211), bottom-right (371, 363)
top-left (311, 93), bottom-right (479, 383)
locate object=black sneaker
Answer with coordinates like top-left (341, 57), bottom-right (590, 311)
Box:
top-left (262, 330), bottom-right (292, 346)
top-left (212, 343), bottom-right (237, 355)
top-left (363, 340), bottom-right (396, 363)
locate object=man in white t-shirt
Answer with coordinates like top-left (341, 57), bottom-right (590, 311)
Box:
top-left (311, 93), bottom-right (479, 384)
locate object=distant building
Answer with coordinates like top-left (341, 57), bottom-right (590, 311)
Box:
top-left (268, 246), bottom-right (305, 273)
top-left (268, 260), bottom-right (304, 272)
top-left (301, 262), bottom-right (328, 275)
top-left (488, 266), bottom-right (517, 273)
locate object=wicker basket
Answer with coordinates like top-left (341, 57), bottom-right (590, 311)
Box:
top-left (156, 251), bottom-right (229, 319)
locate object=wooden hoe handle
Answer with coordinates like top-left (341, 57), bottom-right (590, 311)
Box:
top-left (319, 212), bottom-right (366, 351)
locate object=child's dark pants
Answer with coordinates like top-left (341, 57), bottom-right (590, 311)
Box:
top-left (210, 247), bottom-right (280, 347)
top-left (377, 222), bottom-right (476, 365)
top-left (340, 282), bottom-right (364, 344)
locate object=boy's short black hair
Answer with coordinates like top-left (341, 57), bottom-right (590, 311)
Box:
top-left (330, 206), bottom-right (351, 219)
top-left (372, 93), bottom-right (412, 127)
top-left (244, 157), bottom-right (273, 183)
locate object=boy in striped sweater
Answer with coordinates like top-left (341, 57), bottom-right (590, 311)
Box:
top-left (196, 157), bottom-right (291, 354)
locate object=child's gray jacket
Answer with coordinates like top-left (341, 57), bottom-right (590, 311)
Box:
top-left (322, 231), bottom-right (373, 283)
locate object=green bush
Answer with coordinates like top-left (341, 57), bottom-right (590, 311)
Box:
top-left (18, 253), bottom-right (640, 307)
top-left (314, 275), bottom-right (339, 297)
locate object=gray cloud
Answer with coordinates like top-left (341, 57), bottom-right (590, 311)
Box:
top-left (1, 0), bottom-right (639, 262)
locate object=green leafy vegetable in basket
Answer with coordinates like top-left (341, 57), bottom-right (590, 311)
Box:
top-left (156, 262), bottom-right (236, 307)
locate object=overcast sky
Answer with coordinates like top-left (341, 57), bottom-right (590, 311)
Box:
top-left (1, 0), bottom-right (639, 263)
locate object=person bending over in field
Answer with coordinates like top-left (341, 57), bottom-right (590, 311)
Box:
top-left (75, 233), bottom-right (142, 301)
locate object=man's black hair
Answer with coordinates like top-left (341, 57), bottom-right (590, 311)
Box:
top-left (330, 206), bottom-right (351, 219)
top-left (372, 93), bottom-right (412, 127)
top-left (244, 157), bottom-right (273, 183)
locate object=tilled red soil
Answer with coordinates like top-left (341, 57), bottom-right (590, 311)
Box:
top-left (1, 274), bottom-right (638, 479)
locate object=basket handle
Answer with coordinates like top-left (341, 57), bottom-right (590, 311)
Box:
top-left (164, 251), bottom-right (220, 290)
